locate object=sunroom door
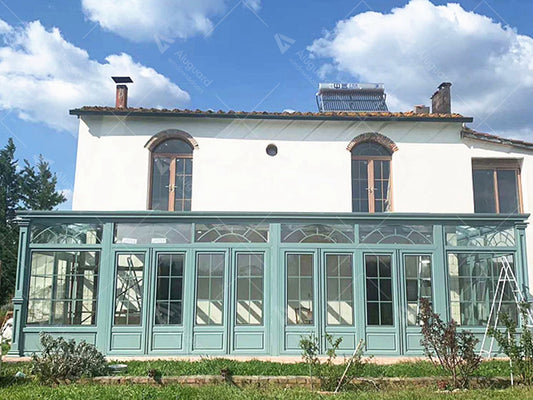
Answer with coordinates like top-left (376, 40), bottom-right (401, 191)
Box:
top-left (192, 251), bottom-right (228, 354)
top-left (283, 251), bottom-right (319, 352)
top-left (110, 251), bottom-right (149, 354)
top-left (148, 251), bottom-right (188, 354)
top-left (363, 252), bottom-right (401, 355)
top-left (230, 250), bottom-right (268, 354)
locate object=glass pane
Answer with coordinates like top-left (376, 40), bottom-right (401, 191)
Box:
top-left (326, 254), bottom-right (353, 326)
top-left (114, 253), bottom-right (144, 325)
top-left (286, 254), bottom-right (314, 325)
top-left (114, 223), bottom-right (191, 244)
top-left (351, 142), bottom-right (391, 156)
top-left (448, 253), bottom-right (516, 326)
top-left (281, 224), bottom-right (353, 243)
top-left (175, 158), bottom-right (193, 212)
top-left (365, 255), bottom-right (393, 326)
top-left (154, 254), bottom-right (184, 325)
top-left (373, 160), bottom-right (391, 212)
top-left (352, 160), bottom-right (369, 212)
top-left (497, 170), bottom-right (519, 213)
top-left (151, 157), bottom-right (171, 210)
top-left (195, 253), bottom-right (225, 325)
top-left (404, 255), bottom-right (432, 326)
top-left (153, 139), bottom-right (193, 154)
top-left (27, 251), bottom-right (99, 326)
top-left (444, 225), bottom-right (515, 247)
top-left (195, 224), bottom-right (269, 243)
top-left (30, 223), bottom-right (102, 244)
top-left (359, 224), bottom-right (433, 244)
top-left (473, 169), bottom-right (496, 213)
top-left (236, 253), bottom-right (264, 325)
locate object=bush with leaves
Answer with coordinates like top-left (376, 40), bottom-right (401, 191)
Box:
top-left (299, 333), bottom-right (367, 392)
top-left (31, 332), bottom-right (108, 383)
top-left (418, 298), bottom-right (481, 388)
top-left (489, 302), bottom-right (533, 384)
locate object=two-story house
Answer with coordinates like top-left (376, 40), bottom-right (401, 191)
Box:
top-left (8, 81), bottom-right (533, 357)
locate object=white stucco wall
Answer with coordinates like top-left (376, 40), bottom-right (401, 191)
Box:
top-left (73, 116), bottom-right (485, 213)
top-left (71, 114), bottom-right (533, 288)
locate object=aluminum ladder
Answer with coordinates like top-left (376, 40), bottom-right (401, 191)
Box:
top-left (479, 256), bottom-right (533, 358)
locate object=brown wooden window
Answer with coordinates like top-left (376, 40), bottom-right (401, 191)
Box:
top-left (150, 139), bottom-right (193, 211)
top-left (472, 159), bottom-right (522, 214)
top-left (351, 142), bottom-right (392, 212)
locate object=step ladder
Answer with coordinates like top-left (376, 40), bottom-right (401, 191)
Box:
top-left (479, 256), bottom-right (533, 358)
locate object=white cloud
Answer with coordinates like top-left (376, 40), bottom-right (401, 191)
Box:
top-left (81, 0), bottom-right (258, 42)
top-left (0, 19), bottom-right (190, 132)
top-left (308, 0), bottom-right (533, 139)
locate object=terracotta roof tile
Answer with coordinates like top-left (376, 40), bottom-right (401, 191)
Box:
top-left (69, 106), bottom-right (473, 122)
top-left (461, 127), bottom-right (533, 150)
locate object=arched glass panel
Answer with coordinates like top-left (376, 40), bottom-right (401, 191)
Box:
top-left (153, 139), bottom-right (193, 154)
top-left (351, 142), bottom-right (391, 156)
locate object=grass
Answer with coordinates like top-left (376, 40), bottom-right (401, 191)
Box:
top-left (0, 358), bottom-right (513, 378)
top-left (1, 383), bottom-right (533, 400)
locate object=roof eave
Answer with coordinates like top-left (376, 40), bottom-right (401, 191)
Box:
top-left (461, 129), bottom-right (533, 151)
top-left (69, 109), bottom-right (473, 123)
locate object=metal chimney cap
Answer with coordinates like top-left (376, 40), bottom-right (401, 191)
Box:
top-left (112, 76), bottom-right (133, 84)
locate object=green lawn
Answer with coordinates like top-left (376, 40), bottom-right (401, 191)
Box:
top-left (0, 358), bottom-right (513, 378)
top-left (1, 383), bottom-right (533, 400)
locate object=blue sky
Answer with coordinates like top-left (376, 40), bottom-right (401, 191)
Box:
top-left (0, 0), bottom-right (532, 209)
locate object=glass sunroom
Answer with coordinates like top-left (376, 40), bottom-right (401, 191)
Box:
top-left (8, 211), bottom-right (530, 357)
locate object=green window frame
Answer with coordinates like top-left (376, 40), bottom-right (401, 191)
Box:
top-left (286, 253), bottom-right (314, 325)
top-left (404, 255), bottom-right (432, 326)
top-left (114, 253), bottom-right (145, 326)
top-left (448, 253), bottom-right (517, 326)
top-left (195, 253), bottom-right (225, 325)
top-left (325, 254), bottom-right (354, 326)
top-left (27, 251), bottom-right (99, 326)
top-left (365, 254), bottom-right (393, 326)
top-left (235, 253), bottom-right (264, 325)
top-left (154, 253), bottom-right (184, 325)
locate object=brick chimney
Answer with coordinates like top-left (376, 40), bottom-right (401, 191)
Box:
top-left (414, 105), bottom-right (430, 114)
top-left (431, 82), bottom-right (451, 114)
top-left (112, 76), bottom-right (133, 109)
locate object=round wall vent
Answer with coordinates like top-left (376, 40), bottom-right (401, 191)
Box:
top-left (266, 144), bottom-right (278, 156)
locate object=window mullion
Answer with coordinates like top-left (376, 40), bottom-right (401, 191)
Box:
top-left (168, 158), bottom-right (177, 211)
top-left (493, 169), bottom-right (500, 213)
top-left (368, 160), bottom-right (375, 213)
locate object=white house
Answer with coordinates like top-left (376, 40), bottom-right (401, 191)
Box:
top-left (8, 80), bottom-right (533, 357)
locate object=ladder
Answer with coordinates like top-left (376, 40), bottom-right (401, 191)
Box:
top-left (479, 256), bottom-right (533, 358)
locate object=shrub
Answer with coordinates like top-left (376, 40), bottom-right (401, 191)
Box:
top-left (489, 302), bottom-right (533, 384)
top-left (418, 298), bottom-right (481, 388)
top-left (299, 333), bottom-right (368, 392)
top-left (31, 332), bottom-right (108, 383)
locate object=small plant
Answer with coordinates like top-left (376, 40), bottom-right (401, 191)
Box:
top-left (489, 302), bottom-right (533, 384)
top-left (31, 332), bottom-right (108, 383)
top-left (299, 333), bottom-right (368, 392)
top-left (418, 298), bottom-right (481, 388)
top-left (299, 333), bottom-right (320, 390)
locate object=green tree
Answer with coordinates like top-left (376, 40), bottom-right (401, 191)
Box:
top-left (0, 138), bottom-right (22, 304)
top-left (21, 155), bottom-right (66, 210)
top-left (0, 139), bottom-right (66, 304)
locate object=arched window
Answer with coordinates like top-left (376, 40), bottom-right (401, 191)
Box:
top-left (351, 141), bottom-right (392, 212)
top-left (150, 139), bottom-right (193, 211)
